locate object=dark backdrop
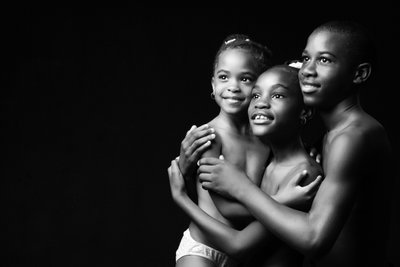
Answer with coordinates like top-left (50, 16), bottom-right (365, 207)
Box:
top-left (3, 8), bottom-right (399, 267)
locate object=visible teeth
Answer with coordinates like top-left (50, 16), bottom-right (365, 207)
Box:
top-left (255, 115), bottom-right (268, 120)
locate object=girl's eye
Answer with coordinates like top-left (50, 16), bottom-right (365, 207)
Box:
top-left (241, 77), bottom-right (253, 83)
top-left (272, 94), bottom-right (284, 99)
top-left (252, 94), bottom-right (260, 99)
top-left (218, 74), bottom-right (228, 80)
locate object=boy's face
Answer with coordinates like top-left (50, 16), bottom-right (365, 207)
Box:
top-left (298, 30), bottom-right (357, 109)
top-left (248, 67), bottom-right (303, 138)
top-left (211, 49), bottom-right (258, 115)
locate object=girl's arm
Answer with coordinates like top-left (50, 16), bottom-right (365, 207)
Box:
top-left (168, 159), bottom-right (273, 261)
top-left (198, 132), bottom-right (368, 258)
top-left (168, 159), bottom-right (322, 260)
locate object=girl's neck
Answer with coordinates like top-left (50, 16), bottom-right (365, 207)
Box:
top-left (266, 135), bottom-right (306, 164)
top-left (215, 111), bottom-right (251, 135)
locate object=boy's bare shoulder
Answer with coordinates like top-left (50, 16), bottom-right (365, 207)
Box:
top-left (335, 115), bottom-right (389, 149)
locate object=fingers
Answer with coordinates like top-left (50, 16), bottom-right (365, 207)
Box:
top-left (291, 170), bottom-right (309, 186)
top-left (184, 124), bottom-right (215, 147)
top-left (198, 157), bottom-right (223, 166)
top-left (302, 175), bottom-right (323, 196)
top-left (201, 181), bottom-right (211, 190)
top-left (198, 172), bottom-right (212, 183)
top-left (185, 125), bottom-right (197, 137)
top-left (181, 124), bottom-right (216, 160)
top-left (316, 154), bottom-right (322, 164)
top-left (307, 175), bottom-right (323, 193)
top-left (309, 147), bottom-right (317, 158)
top-left (188, 138), bottom-right (213, 159)
top-left (171, 159), bottom-right (182, 175)
top-left (197, 164), bottom-right (215, 176)
top-left (167, 164), bottom-right (172, 177)
top-left (309, 147), bottom-right (322, 164)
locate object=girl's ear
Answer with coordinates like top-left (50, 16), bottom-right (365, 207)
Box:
top-left (353, 63), bottom-right (371, 84)
top-left (211, 77), bottom-right (216, 100)
top-left (211, 76), bottom-right (215, 91)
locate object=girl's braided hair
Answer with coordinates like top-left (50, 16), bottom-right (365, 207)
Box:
top-left (213, 34), bottom-right (273, 76)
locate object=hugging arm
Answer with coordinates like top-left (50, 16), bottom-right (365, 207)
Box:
top-left (168, 159), bottom-right (322, 260)
top-left (198, 133), bottom-right (365, 258)
top-left (169, 159), bottom-right (273, 260)
top-left (178, 125), bottom-right (255, 221)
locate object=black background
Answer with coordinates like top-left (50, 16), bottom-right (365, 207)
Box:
top-left (3, 7), bottom-right (399, 267)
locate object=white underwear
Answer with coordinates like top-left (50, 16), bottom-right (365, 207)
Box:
top-left (175, 229), bottom-right (238, 267)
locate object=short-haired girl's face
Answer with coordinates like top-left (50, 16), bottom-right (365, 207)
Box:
top-left (299, 30), bottom-right (357, 109)
top-left (248, 67), bottom-right (303, 138)
top-left (211, 49), bottom-right (258, 116)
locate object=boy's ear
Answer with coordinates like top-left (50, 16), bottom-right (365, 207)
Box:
top-left (353, 63), bottom-right (371, 84)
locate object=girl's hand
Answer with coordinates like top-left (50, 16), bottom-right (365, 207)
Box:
top-left (168, 158), bottom-right (188, 201)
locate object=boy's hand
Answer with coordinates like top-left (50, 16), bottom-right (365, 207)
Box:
top-left (309, 147), bottom-right (322, 165)
top-left (273, 170), bottom-right (323, 209)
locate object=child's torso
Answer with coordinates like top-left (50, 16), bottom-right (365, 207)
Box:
top-left (191, 121), bottom-right (270, 244)
top-left (250, 153), bottom-right (321, 267)
top-left (307, 113), bottom-right (393, 267)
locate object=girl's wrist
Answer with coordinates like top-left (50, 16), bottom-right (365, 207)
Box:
top-left (173, 191), bottom-right (190, 206)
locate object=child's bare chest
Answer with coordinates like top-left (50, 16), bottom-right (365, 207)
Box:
top-left (261, 164), bottom-right (297, 195)
top-left (220, 134), bottom-right (269, 185)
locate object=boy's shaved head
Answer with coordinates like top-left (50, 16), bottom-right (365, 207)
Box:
top-left (313, 20), bottom-right (377, 69)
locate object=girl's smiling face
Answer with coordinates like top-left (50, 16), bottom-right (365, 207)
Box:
top-left (249, 66), bottom-right (304, 138)
top-left (211, 48), bottom-right (259, 116)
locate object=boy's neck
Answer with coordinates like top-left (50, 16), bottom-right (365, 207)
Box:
top-left (319, 95), bottom-right (363, 131)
